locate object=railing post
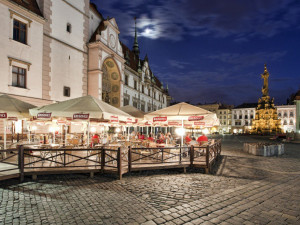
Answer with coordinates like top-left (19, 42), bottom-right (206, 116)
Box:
top-left (18, 145), bottom-right (24, 182)
top-left (161, 148), bottom-right (164, 162)
top-left (128, 146), bottom-right (132, 172)
top-left (117, 147), bottom-right (122, 180)
top-left (101, 147), bottom-right (105, 173)
top-left (63, 149), bottom-right (66, 167)
top-left (205, 145), bottom-right (210, 174)
top-left (190, 145), bottom-right (194, 167)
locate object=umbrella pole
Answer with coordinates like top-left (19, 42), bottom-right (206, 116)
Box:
top-left (127, 126), bottom-right (130, 141)
top-left (181, 119), bottom-right (184, 146)
top-left (4, 120), bottom-right (7, 150)
top-left (87, 121), bottom-right (90, 148)
top-left (64, 125), bottom-right (67, 147)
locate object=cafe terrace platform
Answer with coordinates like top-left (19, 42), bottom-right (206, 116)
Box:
top-left (0, 140), bottom-right (221, 181)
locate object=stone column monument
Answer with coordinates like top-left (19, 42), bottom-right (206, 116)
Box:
top-left (251, 65), bottom-right (282, 134)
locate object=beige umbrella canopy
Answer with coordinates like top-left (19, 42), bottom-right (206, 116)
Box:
top-left (29, 95), bottom-right (134, 121)
top-left (119, 105), bottom-right (145, 119)
top-left (145, 102), bottom-right (219, 127)
top-left (0, 94), bottom-right (36, 118)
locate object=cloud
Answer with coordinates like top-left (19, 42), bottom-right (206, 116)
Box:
top-left (91, 0), bottom-right (300, 41)
top-left (167, 59), bottom-right (191, 69)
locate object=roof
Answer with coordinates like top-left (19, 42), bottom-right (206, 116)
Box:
top-left (121, 42), bottom-right (163, 89)
top-left (234, 103), bottom-right (258, 109)
top-left (90, 3), bottom-right (104, 20)
top-left (89, 20), bottom-right (106, 42)
top-left (121, 42), bottom-right (139, 72)
top-left (10, 0), bottom-right (43, 17)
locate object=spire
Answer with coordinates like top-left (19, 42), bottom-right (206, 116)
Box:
top-left (132, 17), bottom-right (140, 57)
top-left (161, 81), bottom-right (164, 89)
top-left (144, 54), bottom-right (148, 62)
top-left (166, 83), bottom-right (169, 91)
top-left (151, 71), bottom-right (155, 83)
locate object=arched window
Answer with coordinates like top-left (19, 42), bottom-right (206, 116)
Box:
top-left (290, 120), bottom-right (293, 125)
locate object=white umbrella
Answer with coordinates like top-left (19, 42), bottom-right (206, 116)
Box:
top-left (30, 95), bottom-right (134, 121)
top-left (0, 95), bottom-right (36, 149)
top-left (30, 95), bottom-right (134, 146)
top-left (145, 102), bottom-right (219, 145)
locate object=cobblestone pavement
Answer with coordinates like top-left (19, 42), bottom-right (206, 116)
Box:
top-left (0, 135), bottom-right (300, 224)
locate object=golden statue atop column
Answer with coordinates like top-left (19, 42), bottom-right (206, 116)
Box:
top-left (261, 64), bottom-right (269, 97)
top-left (251, 65), bottom-right (282, 134)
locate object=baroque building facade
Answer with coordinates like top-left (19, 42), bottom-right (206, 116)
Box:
top-left (0, 0), bottom-right (170, 108)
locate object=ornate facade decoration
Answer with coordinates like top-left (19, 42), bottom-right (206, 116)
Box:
top-left (251, 65), bottom-right (282, 134)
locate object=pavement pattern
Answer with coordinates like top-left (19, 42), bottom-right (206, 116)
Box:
top-left (0, 135), bottom-right (299, 224)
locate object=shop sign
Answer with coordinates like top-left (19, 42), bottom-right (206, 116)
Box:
top-left (153, 116), bottom-right (167, 122)
top-left (168, 121), bottom-right (179, 126)
top-left (73, 113), bottom-right (89, 120)
top-left (110, 116), bottom-right (119, 122)
top-left (126, 118), bottom-right (133, 123)
top-left (188, 116), bottom-right (204, 121)
top-left (194, 121), bottom-right (205, 126)
top-left (184, 123), bottom-right (193, 127)
top-left (0, 113), bottom-right (7, 119)
top-left (8, 117), bottom-right (18, 121)
top-left (37, 113), bottom-right (52, 119)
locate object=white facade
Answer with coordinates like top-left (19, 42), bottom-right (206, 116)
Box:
top-left (0, 0), bottom-right (170, 112)
top-left (231, 107), bottom-right (256, 133)
top-left (276, 105), bottom-right (296, 132)
top-left (217, 109), bottom-right (232, 133)
top-left (0, 0), bottom-right (44, 101)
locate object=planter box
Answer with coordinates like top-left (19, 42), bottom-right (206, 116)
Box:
top-left (243, 143), bottom-right (284, 156)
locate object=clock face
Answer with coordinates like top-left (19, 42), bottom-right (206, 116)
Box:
top-left (109, 34), bottom-right (116, 48)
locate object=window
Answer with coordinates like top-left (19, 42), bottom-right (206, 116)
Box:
top-left (153, 91), bottom-right (156, 99)
top-left (133, 100), bottom-right (138, 108)
top-left (159, 95), bottom-right (161, 101)
top-left (283, 120), bottom-right (287, 125)
top-left (278, 112), bottom-right (282, 117)
top-left (245, 121), bottom-right (249, 126)
top-left (224, 116), bottom-right (227, 119)
top-left (148, 88), bottom-right (150, 96)
top-left (250, 115), bottom-right (254, 119)
top-left (290, 112), bottom-right (294, 117)
top-left (12, 66), bottom-right (26, 88)
top-left (163, 97), bottom-right (165, 104)
top-left (220, 111), bottom-right (222, 114)
top-left (141, 102), bottom-right (145, 112)
top-left (245, 115), bottom-right (248, 119)
top-left (13, 19), bottom-right (27, 44)
top-left (290, 120), bottom-right (293, 125)
top-left (235, 121), bottom-right (241, 126)
top-left (66, 23), bottom-right (72, 33)
top-left (134, 80), bottom-right (137, 90)
top-left (124, 96), bottom-right (129, 106)
top-left (142, 85), bottom-right (144, 94)
top-left (63, 86), bottom-right (70, 97)
top-left (283, 112), bottom-right (287, 117)
top-left (147, 103), bottom-right (151, 112)
top-left (153, 105), bottom-right (157, 111)
top-left (125, 75), bottom-right (128, 85)
top-left (239, 115), bottom-right (242, 119)
top-left (234, 115), bottom-right (237, 119)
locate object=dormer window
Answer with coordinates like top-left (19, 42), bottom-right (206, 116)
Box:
top-left (66, 23), bottom-right (72, 33)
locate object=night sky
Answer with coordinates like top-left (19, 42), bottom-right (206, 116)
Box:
top-left (91, 0), bottom-right (300, 106)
